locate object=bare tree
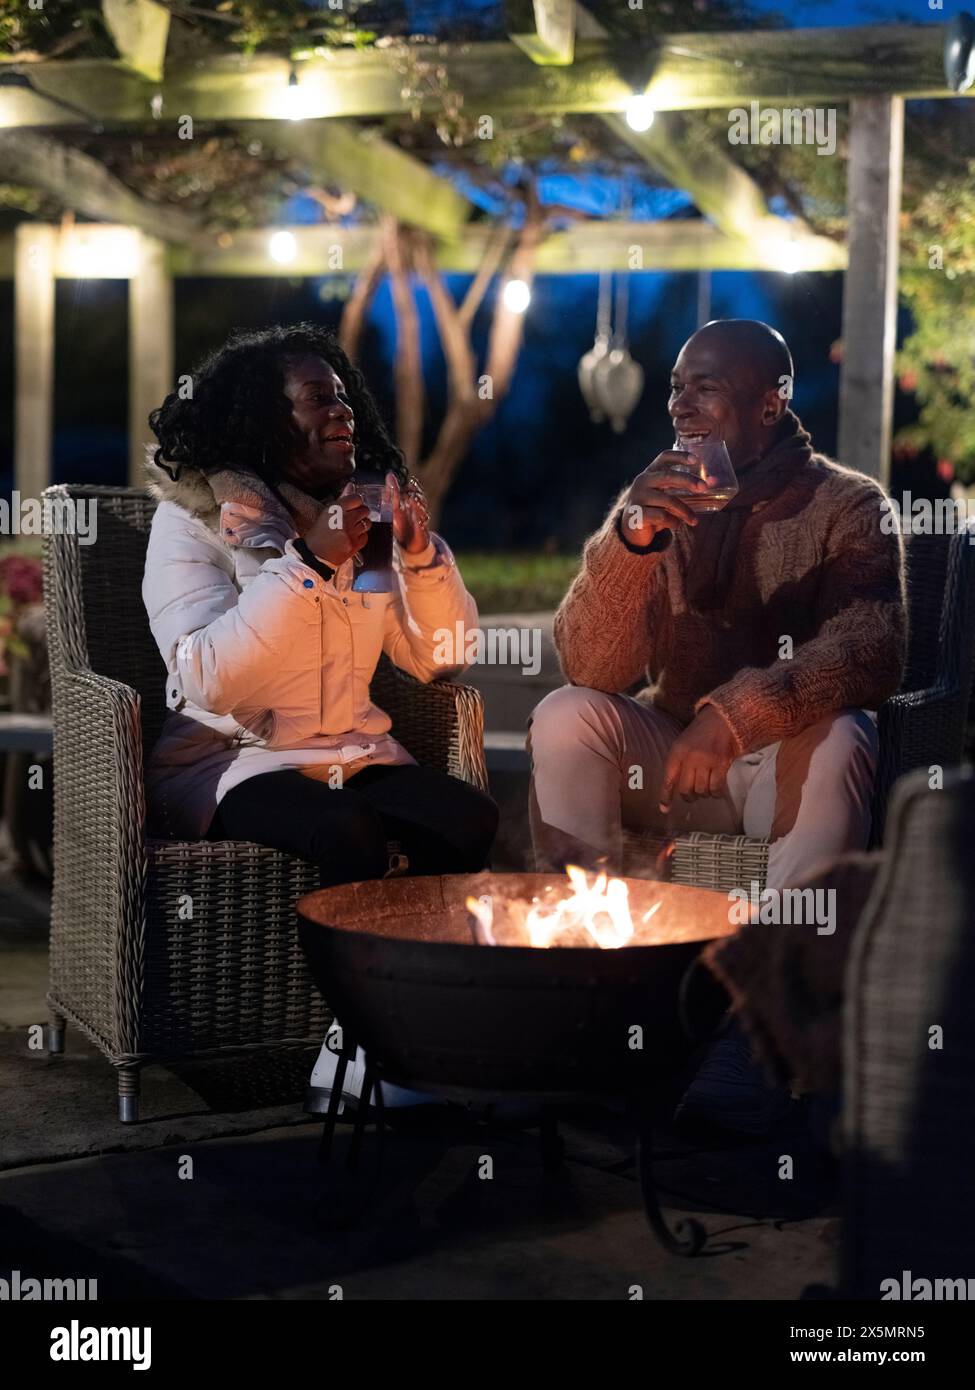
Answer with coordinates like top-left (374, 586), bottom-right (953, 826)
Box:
top-left (339, 182), bottom-right (544, 521)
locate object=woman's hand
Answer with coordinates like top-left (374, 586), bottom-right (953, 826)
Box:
top-left (392, 472), bottom-right (431, 555)
top-left (303, 486), bottom-right (371, 568)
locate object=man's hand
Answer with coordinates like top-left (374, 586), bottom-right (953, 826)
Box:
top-left (621, 451), bottom-right (715, 547)
top-left (659, 705), bottom-right (738, 813)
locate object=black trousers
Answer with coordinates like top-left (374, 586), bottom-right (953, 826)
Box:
top-left (206, 763), bottom-right (499, 887)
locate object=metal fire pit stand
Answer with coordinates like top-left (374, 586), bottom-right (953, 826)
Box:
top-left (315, 1033), bottom-right (708, 1258)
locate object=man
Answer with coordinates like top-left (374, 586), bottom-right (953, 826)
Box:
top-left (528, 319), bottom-right (906, 1134)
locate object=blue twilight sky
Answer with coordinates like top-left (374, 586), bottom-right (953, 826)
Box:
top-left (748, 0), bottom-right (943, 24)
top-left (386, 0), bottom-right (951, 30)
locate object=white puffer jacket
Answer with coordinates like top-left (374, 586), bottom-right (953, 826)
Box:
top-left (140, 456), bottom-right (478, 838)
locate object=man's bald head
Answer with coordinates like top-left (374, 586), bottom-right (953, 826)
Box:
top-left (669, 319), bottom-right (795, 470)
top-left (690, 320), bottom-right (794, 396)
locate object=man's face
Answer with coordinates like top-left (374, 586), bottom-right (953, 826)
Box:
top-left (280, 355), bottom-right (356, 498)
top-left (668, 333), bottom-right (775, 470)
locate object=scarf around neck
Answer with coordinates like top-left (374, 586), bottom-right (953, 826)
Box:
top-left (205, 466), bottom-right (329, 553)
top-left (685, 410), bottom-right (814, 612)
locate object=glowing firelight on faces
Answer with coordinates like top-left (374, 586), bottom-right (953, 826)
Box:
top-left (466, 865), bottom-right (661, 950)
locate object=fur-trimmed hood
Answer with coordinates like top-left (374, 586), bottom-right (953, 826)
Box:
top-left (143, 447), bottom-right (223, 530)
top-left (141, 446), bottom-right (326, 544)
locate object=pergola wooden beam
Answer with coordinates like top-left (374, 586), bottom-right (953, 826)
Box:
top-left (0, 130), bottom-right (200, 243)
top-left (603, 110), bottom-right (767, 241)
top-left (236, 120), bottom-right (474, 240)
top-left (0, 221), bottom-right (846, 278)
top-left (603, 110), bottom-right (836, 257)
top-left (506, 0), bottom-right (576, 66)
top-left (513, 9), bottom-right (834, 266)
top-left (166, 221), bottom-right (845, 274)
top-left (102, 0), bottom-right (171, 82)
top-left (1, 26), bottom-right (964, 129)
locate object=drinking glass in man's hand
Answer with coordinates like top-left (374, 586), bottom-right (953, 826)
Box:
top-left (669, 437), bottom-right (740, 513)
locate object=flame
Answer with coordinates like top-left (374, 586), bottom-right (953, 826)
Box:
top-left (466, 865), bottom-right (660, 950)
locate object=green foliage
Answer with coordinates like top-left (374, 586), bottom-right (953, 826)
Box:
top-left (455, 552), bottom-right (578, 614)
top-left (0, 1), bottom-right (115, 58)
top-left (212, 1), bottom-right (370, 56)
top-left (0, 183), bottom-right (56, 216)
top-left (896, 162), bottom-right (975, 484)
top-left (709, 103), bottom-right (975, 483)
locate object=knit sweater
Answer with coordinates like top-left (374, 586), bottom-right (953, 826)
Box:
top-left (554, 431), bottom-right (908, 756)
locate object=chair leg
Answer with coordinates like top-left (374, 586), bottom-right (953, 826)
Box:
top-left (117, 1064), bottom-right (142, 1124)
top-left (46, 1012), bottom-right (66, 1055)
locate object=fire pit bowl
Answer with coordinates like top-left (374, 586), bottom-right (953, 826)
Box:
top-left (297, 872), bottom-right (735, 1101)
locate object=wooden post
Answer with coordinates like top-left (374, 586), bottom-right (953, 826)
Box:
top-left (128, 233), bottom-right (173, 488)
top-left (838, 95), bottom-right (904, 485)
top-left (14, 224), bottom-right (57, 502)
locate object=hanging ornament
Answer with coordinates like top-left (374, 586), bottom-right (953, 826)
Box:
top-left (577, 271), bottom-right (612, 423)
top-left (591, 263), bottom-right (644, 434)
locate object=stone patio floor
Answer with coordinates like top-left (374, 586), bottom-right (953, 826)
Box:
top-left (0, 856), bottom-right (838, 1301)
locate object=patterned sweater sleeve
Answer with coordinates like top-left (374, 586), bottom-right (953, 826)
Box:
top-left (554, 488), bottom-right (669, 692)
top-left (698, 485), bottom-right (907, 756)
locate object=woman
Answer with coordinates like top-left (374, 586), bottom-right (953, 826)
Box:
top-left (142, 322), bottom-right (498, 1110)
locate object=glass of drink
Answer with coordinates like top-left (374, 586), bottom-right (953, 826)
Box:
top-left (670, 436), bottom-right (739, 513)
top-left (352, 470), bottom-right (395, 593)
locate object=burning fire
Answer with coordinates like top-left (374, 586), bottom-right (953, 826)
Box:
top-left (466, 864), bottom-right (660, 949)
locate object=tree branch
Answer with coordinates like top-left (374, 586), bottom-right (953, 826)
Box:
top-left (383, 215), bottom-right (424, 471)
top-left (459, 221), bottom-right (511, 330)
top-left (338, 233), bottom-right (386, 364)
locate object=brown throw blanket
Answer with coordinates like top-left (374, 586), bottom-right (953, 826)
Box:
top-left (702, 852), bottom-right (883, 1092)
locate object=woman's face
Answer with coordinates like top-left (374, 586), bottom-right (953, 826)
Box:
top-left (279, 354), bottom-right (356, 498)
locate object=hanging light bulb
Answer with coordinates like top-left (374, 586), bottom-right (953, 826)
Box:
top-left (268, 230), bottom-right (298, 265)
top-left (762, 225), bottom-right (804, 275)
top-left (776, 244), bottom-right (803, 275)
top-left (503, 278), bottom-right (531, 313)
top-left (624, 94), bottom-right (655, 133)
top-left (280, 65), bottom-right (315, 121)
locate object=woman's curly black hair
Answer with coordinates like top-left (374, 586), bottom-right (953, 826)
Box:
top-left (148, 322), bottom-right (408, 496)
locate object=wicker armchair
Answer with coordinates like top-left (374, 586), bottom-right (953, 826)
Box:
top-left (842, 764), bottom-right (975, 1296)
top-left (42, 485), bottom-right (488, 1122)
top-left (623, 522), bottom-right (975, 891)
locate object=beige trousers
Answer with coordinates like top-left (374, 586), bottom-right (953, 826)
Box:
top-left (527, 686), bottom-right (878, 891)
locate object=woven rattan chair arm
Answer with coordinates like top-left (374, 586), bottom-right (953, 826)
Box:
top-left (370, 656), bottom-right (489, 792)
top-left (55, 664), bottom-right (147, 852)
top-left (56, 658), bottom-right (145, 806)
top-left (431, 677), bottom-right (490, 793)
top-left (870, 687), bottom-right (968, 847)
top-left (879, 676), bottom-right (961, 713)
top-left (48, 666), bottom-right (148, 1056)
top-left (876, 684), bottom-right (966, 760)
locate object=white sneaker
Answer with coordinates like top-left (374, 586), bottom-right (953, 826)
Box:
top-left (304, 1022), bottom-right (446, 1114)
top-left (305, 1022), bottom-right (366, 1115)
